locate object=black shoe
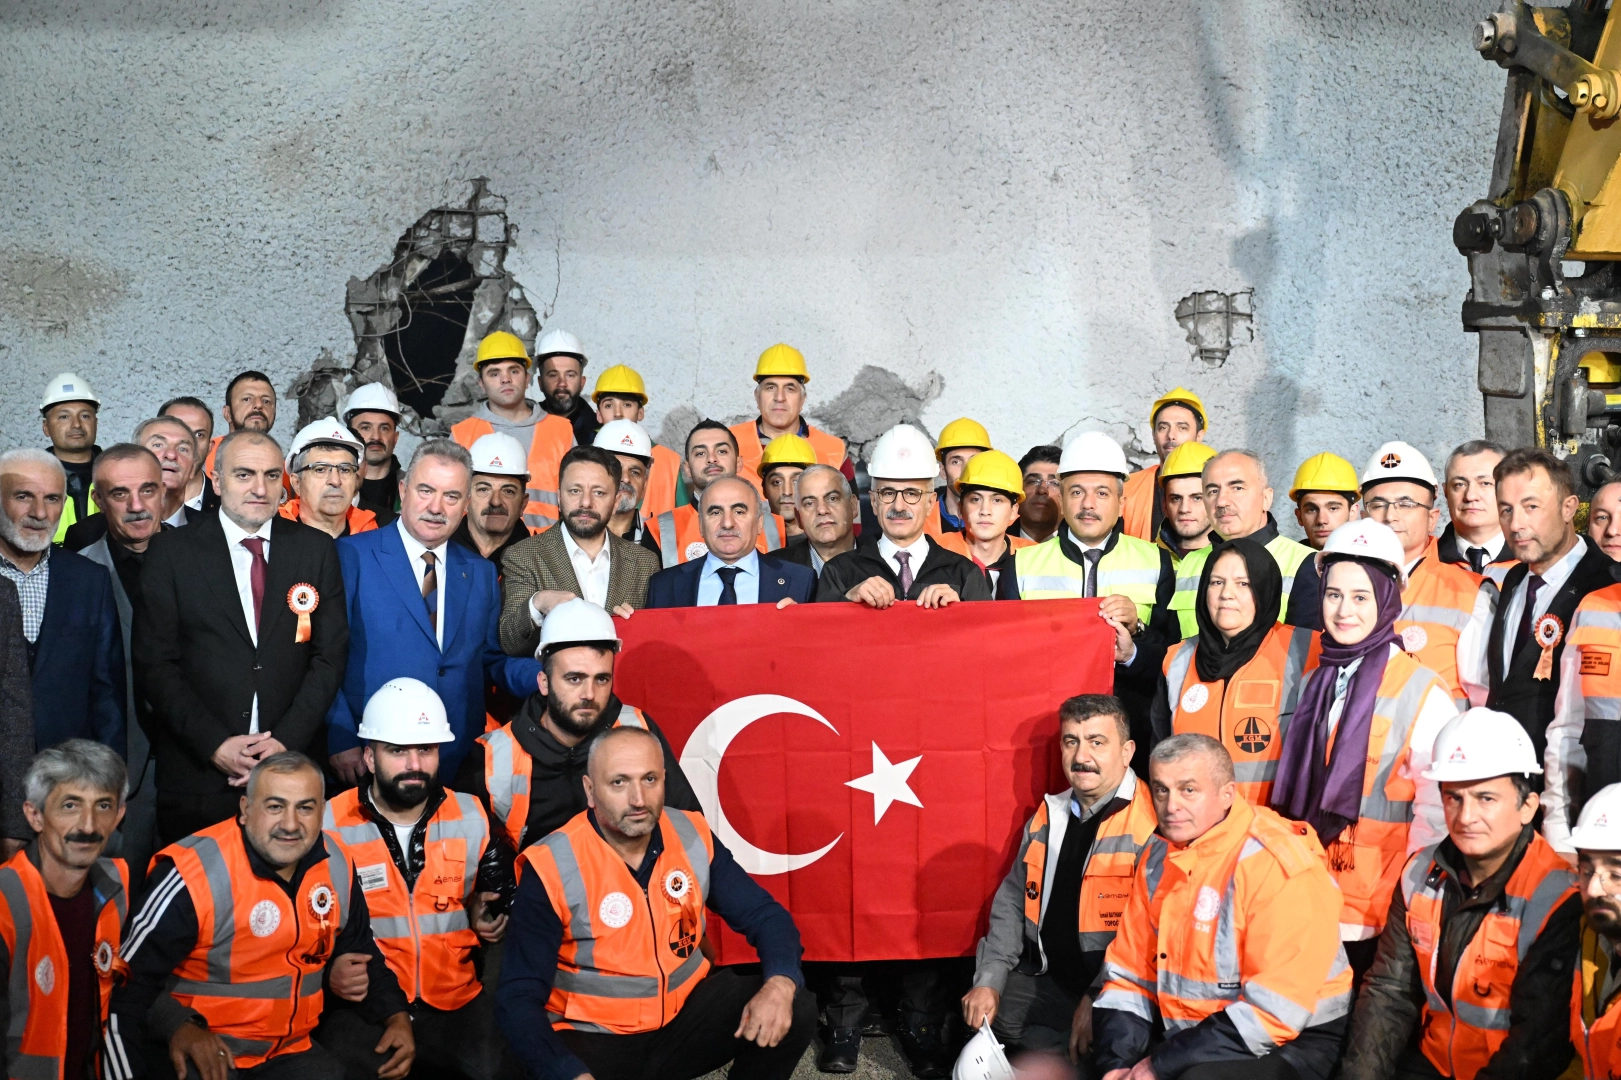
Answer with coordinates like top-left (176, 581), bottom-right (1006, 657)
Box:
top-left (858, 1005), bottom-right (888, 1037)
top-left (897, 1022), bottom-right (951, 1079)
top-left (816, 1027), bottom-right (861, 1073)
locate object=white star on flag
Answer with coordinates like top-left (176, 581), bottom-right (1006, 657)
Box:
top-left (845, 742), bottom-right (923, 824)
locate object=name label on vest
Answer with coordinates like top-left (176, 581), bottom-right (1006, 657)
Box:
top-left (1583, 647), bottom-right (1614, 677)
top-left (357, 863), bottom-right (390, 892)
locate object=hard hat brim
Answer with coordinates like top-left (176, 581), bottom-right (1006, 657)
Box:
top-left (1289, 487), bottom-right (1360, 502)
top-left (40, 397), bottom-right (100, 412)
top-left (1359, 476), bottom-right (1436, 495)
top-left (753, 374), bottom-right (809, 384)
top-left (592, 391), bottom-right (648, 405)
top-left (538, 637), bottom-right (623, 659)
top-left (959, 482), bottom-right (1023, 503)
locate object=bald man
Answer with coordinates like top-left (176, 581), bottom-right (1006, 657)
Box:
top-left (646, 477), bottom-right (816, 608)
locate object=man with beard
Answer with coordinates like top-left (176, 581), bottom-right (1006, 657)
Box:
top-left (202, 369), bottom-right (278, 481)
top-left (452, 432), bottom-right (532, 569)
top-left (652, 420), bottom-right (786, 568)
top-left (532, 328), bottom-right (598, 447)
top-left (135, 415), bottom-right (205, 528)
top-left (1154, 440), bottom-right (1216, 567)
top-left (593, 419), bottom-right (662, 557)
top-left (344, 382), bottom-right (405, 526)
top-left (327, 440), bottom-right (542, 787)
top-left (317, 679), bottom-right (518, 1080)
top-left (38, 372), bottom-right (102, 545)
top-left (1567, 783), bottom-right (1621, 1075)
top-left (497, 446), bottom-right (659, 658)
top-left (159, 394), bottom-right (221, 515)
top-left (1010, 445), bottom-right (1061, 542)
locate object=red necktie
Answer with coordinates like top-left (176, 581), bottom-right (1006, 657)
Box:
top-left (241, 537), bottom-right (267, 629)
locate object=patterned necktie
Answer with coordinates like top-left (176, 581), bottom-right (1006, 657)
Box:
top-left (1513, 573), bottom-right (1545, 659)
top-left (1467, 546), bottom-right (1488, 575)
top-left (1083, 548), bottom-right (1104, 599)
top-left (421, 551), bottom-right (438, 631)
top-left (895, 550), bottom-right (914, 597)
top-left (240, 537), bottom-right (267, 629)
top-left (716, 566), bottom-right (741, 606)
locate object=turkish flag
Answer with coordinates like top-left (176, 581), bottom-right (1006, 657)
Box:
top-left (614, 598), bottom-right (1114, 963)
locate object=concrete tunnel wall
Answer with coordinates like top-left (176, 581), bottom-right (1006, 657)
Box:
top-left (0, 0), bottom-right (1503, 534)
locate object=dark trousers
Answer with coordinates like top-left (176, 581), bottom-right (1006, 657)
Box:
top-left (157, 790), bottom-right (242, 847)
top-left (811, 958), bottom-right (964, 1030)
top-left (991, 970), bottom-right (1081, 1057)
top-left (558, 967), bottom-right (817, 1080)
top-left (316, 992), bottom-right (519, 1080)
top-left (1181, 1058), bottom-right (1300, 1080)
top-left (160, 1042), bottom-right (343, 1080)
top-left (1344, 938), bottom-right (1380, 1000)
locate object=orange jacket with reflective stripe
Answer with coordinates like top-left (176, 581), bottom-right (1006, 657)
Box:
top-left (157, 820), bottom-right (353, 1069)
top-left (639, 446), bottom-right (684, 524)
top-left (934, 532), bottom-right (1034, 561)
top-left (652, 504), bottom-right (785, 569)
top-left (0, 851), bottom-right (128, 1080)
top-left (1122, 465), bottom-right (1159, 541)
top-left (1573, 584), bottom-right (1621, 728)
top-left (1572, 924), bottom-right (1621, 1080)
top-left (322, 788), bottom-right (489, 1010)
top-left (1403, 833), bottom-right (1576, 1080)
top-left (277, 500), bottom-right (379, 535)
top-left (450, 414), bottom-right (575, 530)
top-left (1096, 799), bottom-right (1353, 1054)
top-left (479, 708), bottom-right (650, 850)
top-left (522, 809), bottom-right (714, 1035)
top-left (1398, 539), bottom-right (1480, 709)
top-left (1162, 623), bottom-right (1320, 806)
top-left (731, 421), bottom-right (845, 496)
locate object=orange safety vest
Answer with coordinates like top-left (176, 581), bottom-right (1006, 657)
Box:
top-left (277, 499), bottom-right (379, 535)
top-left (522, 809), bottom-right (714, 1035)
top-left (450, 413), bottom-right (575, 530)
top-left (1572, 583), bottom-right (1621, 735)
top-left (1121, 465), bottom-right (1159, 541)
top-left (653, 503), bottom-right (785, 569)
top-left (1018, 776), bottom-right (1158, 964)
top-left (1161, 623), bottom-right (1320, 806)
top-left (0, 851), bottom-right (128, 1080)
top-left (640, 445), bottom-right (684, 523)
top-left (479, 708), bottom-right (650, 850)
top-left (203, 435), bottom-right (223, 480)
top-left (1403, 833), bottom-right (1576, 1080)
top-left (322, 789), bottom-right (489, 1011)
top-left (934, 532), bottom-right (1035, 560)
top-left (730, 420), bottom-right (846, 496)
top-left (157, 820), bottom-right (353, 1069)
top-left (1572, 924), bottom-right (1621, 1080)
top-left (1400, 538), bottom-right (1480, 709)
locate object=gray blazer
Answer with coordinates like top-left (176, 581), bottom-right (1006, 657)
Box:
top-left (497, 524), bottom-right (660, 657)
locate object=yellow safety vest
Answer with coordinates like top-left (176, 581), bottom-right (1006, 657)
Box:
top-left (1014, 530), bottom-right (1161, 625)
top-left (1169, 533), bottom-right (1314, 637)
top-left (53, 482), bottom-right (98, 544)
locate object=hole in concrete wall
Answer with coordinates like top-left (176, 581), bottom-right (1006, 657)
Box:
top-left (381, 249), bottom-right (479, 418)
top-left (1175, 289), bottom-right (1254, 365)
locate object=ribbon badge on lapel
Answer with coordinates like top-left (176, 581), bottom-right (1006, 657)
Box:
top-left (1534, 613), bottom-right (1564, 681)
top-left (288, 583), bottom-right (319, 643)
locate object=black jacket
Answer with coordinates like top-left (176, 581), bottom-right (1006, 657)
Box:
top-left (814, 536), bottom-right (993, 603)
top-left (0, 578), bottom-right (33, 841)
top-left (356, 455), bottom-right (402, 527)
top-left (1436, 524), bottom-right (1516, 571)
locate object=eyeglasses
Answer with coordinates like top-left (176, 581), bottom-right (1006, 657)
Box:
top-left (1364, 497), bottom-right (1433, 514)
top-left (875, 487), bottom-right (927, 505)
top-left (1024, 477), bottom-right (1061, 491)
top-left (301, 463), bottom-right (359, 479)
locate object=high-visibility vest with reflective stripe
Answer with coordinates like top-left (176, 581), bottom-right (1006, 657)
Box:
top-left (934, 532), bottom-right (1034, 560)
top-left (522, 809), bottom-right (714, 1035)
top-left (1571, 924), bottom-right (1621, 1080)
top-left (1399, 539), bottom-right (1480, 709)
top-left (1095, 799), bottom-right (1353, 1052)
top-left (640, 445), bottom-right (684, 523)
top-left (1014, 532), bottom-right (1161, 625)
top-left (322, 789), bottom-right (489, 1010)
top-left (1018, 781), bottom-right (1157, 966)
top-left (450, 414), bottom-right (575, 530)
top-left (479, 707), bottom-right (649, 850)
top-left (155, 820), bottom-right (353, 1069)
top-left (730, 421), bottom-right (846, 496)
top-left (654, 504), bottom-right (784, 569)
top-left (1572, 584), bottom-right (1621, 732)
top-left (1403, 833), bottom-right (1576, 1080)
top-left (1121, 465), bottom-right (1158, 541)
top-left (51, 482), bottom-right (99, 545)
top-left (277, 499), bottom-right (379, 535)
top-left (1162, 623), bottom-right (1319, 806)
top-left (0, 852), bottom-right (127, 1080)
top-left (1169, 534), bottom-right (1315, 637)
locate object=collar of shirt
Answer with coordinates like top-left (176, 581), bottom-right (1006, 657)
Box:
top-left (587, 808), bottom-right (663, 889)
top-left (1069, 767), bottom-right (1136, 820)
top-left (185, 489), bottom-right (204, 511)
top-left (703, 550), bottom-right (759, 582)
top-left (396, 516), bottom-right (448, 566)
top-left (877, 534), bottom-right (930, 568)
top-left (810, 545), bottom-right (826, 574)
top-left (1531, 534), bottom-right (1588, 599)
top-left (219, 512), bottom-right (273, 550)
top-left (0, 546), bottom-right (50, 577)
top-left (561, 525), bottom-right (612, 570)
top-left (1474, 531), bottom-right (1506, 560)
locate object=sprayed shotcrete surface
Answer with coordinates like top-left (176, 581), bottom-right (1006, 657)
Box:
top-left (0, 0), bottom-right (1502, 528)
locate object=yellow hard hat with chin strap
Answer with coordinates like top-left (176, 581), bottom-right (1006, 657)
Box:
top-left (754, 343), bottom-right (810, 382)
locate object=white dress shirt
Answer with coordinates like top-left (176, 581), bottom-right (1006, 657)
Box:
top-left (219, 513), bottom-right (274, 732)
top-left (876, 535), bottom-right (931, 583)
top-left (698, 552), bottom-right (761, 605)
top-left (397, 518), bottom-right (448, 650)
top-left (562, 528), bottom-right (612, 608)
top-left (1498, 536), bottom-right (1587, 672)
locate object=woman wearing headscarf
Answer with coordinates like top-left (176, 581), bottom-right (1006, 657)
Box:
top-left (1151, 536), bottom-right (1320, 806)
top-left (1270, 518), bottom-right (1459, 980)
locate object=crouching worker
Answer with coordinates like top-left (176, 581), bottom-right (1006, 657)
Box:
top-left (1094, 734), bottom-right (1353, 1080)
top-left (961, 695), bottom-right (1157, 1069)
top-left (3, 741), bottom-right (129, 1080)
top-left (108, 752), bottom-right (414, 1080)
top-left (497, 725), bottom-right (817, 1080)
top-left (316, 678), bottom-right (517, 1080)
top-left (1342, 708), bottom-right (1580, 1080)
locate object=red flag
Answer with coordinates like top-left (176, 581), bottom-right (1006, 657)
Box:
top-left (614, 598), bottom-right (1114, 963)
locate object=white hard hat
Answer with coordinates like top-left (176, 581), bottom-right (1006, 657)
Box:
top-left (40, 372), bottom-right (100, 412)
top-left (594, 419), bottom-right (654, 461)
top-left (287, 418), bottom-right (364, 469)
top-left (867, 424), bottom-right (940, 481)
top-left (342, 382), bottom-right (402, 422)
top-left (1315, 518), bottom-right (1410, 589)
top-left (1361, 440), bottom-right (1438, 493)
top-left (951, 1023), bottom-right (1014, 1080)
top-left (357, 678), bottom-right (455, 745)
top-left (1423, 707), bottom-right (1543, 783)
top-left (538, 598), bottom-right (622, 658)
top-left (1572, 784), bottom-right (1621, 851)
top-left (1058, 431), bottom-right (1129, 478)
top-left (536, 328), bottom-right (586, 360)
top-left (470, 432), bottom-right (530, 478)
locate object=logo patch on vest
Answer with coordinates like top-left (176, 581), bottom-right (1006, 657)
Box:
top-left (669, 911), bottom-right (700, 958)
top-left (309, 885), bottom-right (335, 919)
top-left (249, 899), bottom-right (282, 938)
top-left (685, 542), bottom-right (708, 562)
top-left (357, 863), bottom-right (390, 892)
top-left (1582, 647), bottom-right (1613, 677)
top-left (94, 941), bottom-right (114, 973)
top-left (1234, 717), bottom-right (1271, 754)
top-left (1401, 625), bottom-right (1428, 652)
top-left (598, 891), bottom-right (634, 929)
top-left (1180, 684), bottom-right (1209, 713)
top-left (34, 956), bottom-right (54, 994)
top-left (1026, 882), bottom-right (1039, 901)
top-left (1192, 886), bottom-right (1221, 927)
top-left (663, 869), bottom-right (691, 903)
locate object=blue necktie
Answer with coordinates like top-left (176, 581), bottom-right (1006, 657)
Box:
top-left (716, 566), bottom-right (740, 606)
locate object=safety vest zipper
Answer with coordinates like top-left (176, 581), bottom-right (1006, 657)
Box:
top-left (642, 883), bottom-right (666, 1028)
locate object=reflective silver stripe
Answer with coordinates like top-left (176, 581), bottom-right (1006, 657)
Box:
top-left (1360, 667), bottom-right (1435, 825)
top-left (1307, 949), bottom-right (1353, 1025)
top-left (417, 910), bottom-right (471, 936)
top-left (1515, 868), bottom-right (1577, 957)
top-left (1095, 568), bottom-right (1161, 587)
top-left (324, 834), bottom-right (353, 932)
top-left (1400, 848), bottom-right (1438, 907)
top-left (1241, 979), bottom-right (1314, 1033)
top-left (0, 866), bottom-right (40, 1068)
top-left (1018, 575), bottom-right (1086, 596)
top-left (761, 504), bottom-right (781, 550)
top-left (326, 821), bottom-right (382, 847)
top-left (218, 1035), bottom-right (274, 1058)
top-left (176, 833), bottom-right (237, 983)
top-left (1576, 608), bottom-right (1621, 632)
top-left (1101, 961), bottom-right (1155, 996)
top-left (523, 512), bottom-right (550, 529)
top-left (1279, 625), bottom-right (1316, 735)
top-left (658, 511), bottom-right (679, 568)
top-left (299, 970), bottom-right (323, 997)
top-left (1142, 838), bottom-right (1169, 898)
top-left (1078, 930), bottom-right (1117, 952)
top-left (665, 811), bottom-right (712, 901)
top-left (545, 1013), bottom-right (615, 1034)
top-left (1226, 1001), bottom-right (1278, 1055)
top-left (1165, 1016), bottom-right (1200, 1032)
top-left (1401, 604), bottom-right (1473, 631)
top-left (1214, 876), bottom-right (1241, 986)
top-left (450, 791), bottom-right (487, 896)
top-left (9, 1053), bottom-right (59, 1080)
top-left (667, 948), bottom-right (706, 992)
top-left (539, 833), bottom-right (595, 970)
top-left (1165, 640), bottom-right (1197, 719)
top-left (616, 707), bottom-right (648, 731)
top-left (428, 816), bottom-right (486, 844)
top-left (553, 968), bottom-right (659, 998)
top-left (1094, 988), bottom-right (1155, 1020)
top-left (1233, 760), bottom-right (1276, 783)
top-left (525, 489), bottom-right (560, 506)
top-left (1088, 834), bottom-right (1141, 857)
top-left (370, 916), bottom-right (414, 939)
top-left (1453, 1001), bottom-right (1512, 1031)
top-left (1158, 972), bottom-right (1237, 1002)
top-left (483, 728), bottom-right (517, 825)
top-left (171, 975), bottom-right (294, 999)
top-left (1589, 698), bottom-right (1621, 720)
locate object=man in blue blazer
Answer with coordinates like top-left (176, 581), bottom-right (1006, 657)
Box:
top-left (646, 476), bottom-right (816, 608)
top-left (328, 439), bottom-right (542, 784)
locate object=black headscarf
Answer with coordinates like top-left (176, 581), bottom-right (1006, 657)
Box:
top-left (1193, 537), bottom-right (1284, 684)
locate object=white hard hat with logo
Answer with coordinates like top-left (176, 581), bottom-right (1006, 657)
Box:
top-left (951, 1023), bottom-right (1014, 1080)
top-left (40, 372), bottom-right (101, 412)
top-left (1315, 518), bottom-right (1410, 589)
top-left (1422, 707), bottom-right (1543, 783)
top-left (470, 432), bottom-right (530, 478)
top-left (536, 328), bottom-right (586, 361)
top-left (1360, 440), bottom-right (1438, 493)
top-left (342, 382), bottom-right (403, 422)
top-left (357, 677), bottom-right (455, 744)
top-left (287, 418), bottom-right (365, 470)
top-left (538, 598), bottom-right (623, 658)
top-left (867, 424), bottom-right (940, 481)
top-left (1057, 431), bottom-right (1130, 479)
top-left (1572, 783), bottom-right (1621, 850)
top-left (594, 419), bottom-right (654, 462)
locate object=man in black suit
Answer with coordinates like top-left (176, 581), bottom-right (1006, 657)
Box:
top-left (135, 429), bottom-right (348, 844)
top-left (779, 464), bottom-right (857, 579)
top-left (647, 477), bottom-right (815, 607)
top-left (1437, 438), bottom-right (1514, 571)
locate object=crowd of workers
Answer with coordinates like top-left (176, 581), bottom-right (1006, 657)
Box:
top-left (7, 332), bottom-right (1621, 1080)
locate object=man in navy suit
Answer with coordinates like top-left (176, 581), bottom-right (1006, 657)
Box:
top-left (646, 476), bottom-right (816, 608)
top-left (328, 439), bottom-right (542, 785)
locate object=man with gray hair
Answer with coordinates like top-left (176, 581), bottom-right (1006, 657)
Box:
top-left (1, 740), bottom-right (129, 1080)
top-left (135, 415), bottom-right (205, 528)
top-left (780, 464), bottom-right (857, 577)
top-left (1439, 438), bottom-right (1512, 572)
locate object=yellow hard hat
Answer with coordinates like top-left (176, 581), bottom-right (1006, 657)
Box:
top-left (1149, 386), bottom-right (1207, 427)
top-left (754, 343), bottom-right (810, 382)
top-left (1159, 441), bottom-right (1217, 484)
top-left (759, 433), bottom-right (818, 473)
top-left (475, 330), bottom-right (530, 369)
top-left (1289, 452), bottom-right (1360, 501)
top-left (957, 449), bottom-right (1024, 503)
top-left (936, 417), bottom-right (992, 459)
top-left (591, 364), bottom-right (648, 404)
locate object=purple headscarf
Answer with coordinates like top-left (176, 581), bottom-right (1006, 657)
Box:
top-left (1269, 555), bottom-right (1405, 852)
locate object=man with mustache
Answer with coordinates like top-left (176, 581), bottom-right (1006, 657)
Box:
top-left (593, 419), bottom-right (662, 557)
top-left (135, 415), bottom-right (205, 528)
top-left (651, 420), bottom-right (786, 567)
top-left (779, 464), bottom-right (857, 579)
top-left (1565, 783), bottom-right (1621, 1076)
top-left (0, 740), bottom-right (129, 1080)
top-left (344, 382), bottom-right (405, 527)
top-left (278, 419), bottom-right (378, 539)
top-left (327, 440), bottom-right (542, 787)
top-left (532, 328), bottom-right (598, 447)
top-left (201, 370), bottom-right (279, 483)
top-left (728, 343), bottom-right (853, 498)
top-left (451, 432), bottom-right (532, 569)
top-left (645, 476), bottom-right (816, 608)
top-left (38, 372), bottom-right (102, 545)
top-left (159, 394), bottom-right (221, 516)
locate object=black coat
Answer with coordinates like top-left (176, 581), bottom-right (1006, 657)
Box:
top-left (1435, 523), bottom-right (1516, 571)
top-left (0, 579), bottom-right (33, 841)
top-left (815, 536), bottom-right (993, 603)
